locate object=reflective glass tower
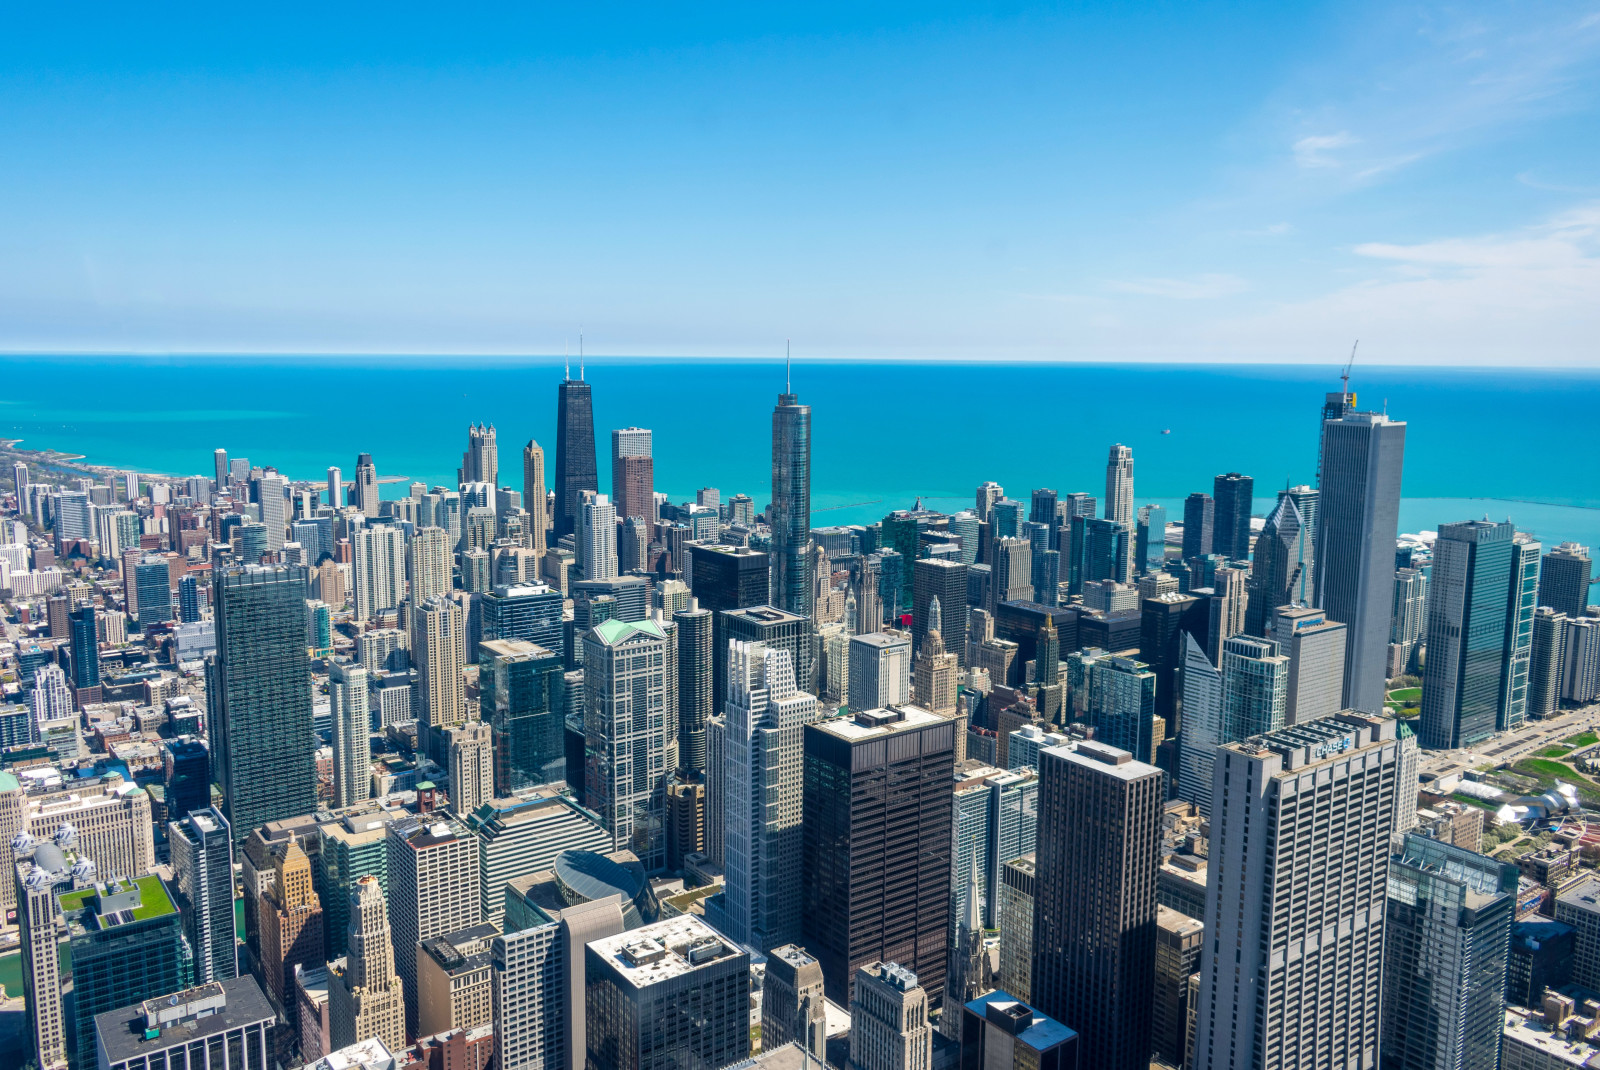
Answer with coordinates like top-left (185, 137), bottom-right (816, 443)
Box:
top-left (554, 373), bottom-right (597, 541)
top-left (771, 380), bottom-right (812, 625)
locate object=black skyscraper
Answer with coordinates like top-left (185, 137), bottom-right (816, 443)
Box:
top-left (555, 376), bottom-right (598, 540)
top-left (674, 602), bottom-right (713, 773)
top-left (688, 544), bottom-right (771, 711)
top-left (771, 386), bottom-right (812, 624)
top-left (1211, 473), bottom-right (1253, 562)
top-left (1181, 493), bottom-right (1213, 561)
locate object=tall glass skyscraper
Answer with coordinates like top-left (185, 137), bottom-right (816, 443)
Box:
top-left (555, 375), bottom-right (597, 540)
top-left (479, 638), bottom-right (566, 793)
top-left (1420, 520), bottom-right (1515, 750)
top-left (771, 386), bottom-right (812, 625)
top-left (208, 564), bottom-right (316, 841)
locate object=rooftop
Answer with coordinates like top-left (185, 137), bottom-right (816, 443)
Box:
top-left (1503, 1007), bottom-right (1600, 1067)
top-left (95, 976), bottom-right (275, 1065)
top-left (591, 617), bottom-right (667, 645)
top-left (964, 991), bottom-right (1078, 1053)
top-left (61, 874), bottom-right (177, 929)
top-left (1042, 740), bottom-right (1162, 782)
top-left (813, 703), bottom-right (947, 742)
top-left (587, 914), bottom-right (744, 988)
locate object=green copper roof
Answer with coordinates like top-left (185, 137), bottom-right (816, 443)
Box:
top-left (591, 618), bottom-right (667, 645)
top-left (0, 770), bottom-right (20, 793)
top-left (1396, 720), bottom-right (1416, 740)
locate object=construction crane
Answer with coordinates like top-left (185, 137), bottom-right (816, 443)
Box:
top-left (1341, 340), bottom-right (1358, 394)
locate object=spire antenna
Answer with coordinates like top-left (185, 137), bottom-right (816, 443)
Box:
top-left (565, 339), bottom-right (570, 380)
top-left (786, 339), bottom-right (791, 394)
top-left (580, 331), bottom-right (585, 381)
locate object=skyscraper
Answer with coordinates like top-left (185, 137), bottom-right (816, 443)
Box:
top-left (446, 720), bottom-right (495, 817)
top-left (352, 524), bottom-right (405, 621)
top-left (1381, 834), bottom-right (1517, 1070)
top-left (913, 557), bottom-right (968, 665)
top-left (1314, 408), bottom-right (1406, 715)
top-left (479, 638), bottom-right (566, 793)
top-left (1245, 492), bottom-right (1313, 636)
top-left (1193, 714), bottom-right (1399, 1070)
top-left (1530, 606), bottom-right (1568, 719)
top-left (578, 491), bottom-right (618, 581)
top-left (711, 641), bottom-right (818, 951)
top-left (170, 807), bottom-right (237, 984)
top-left (1503, 533), bottom-right (1542, 733)
top-left (68, 601), bottom-right (100, 703)
top-left (1420, 520), bottom-right (1515, 750)
top-left (1105, 444), bottom-right (1135, 582)
top-left (689, 544), bottom-right (771, 709)
top-left (328, 875), bottom-right (407, 1053)
top-left (1032, 740), bottom-right (1163, 1070)
top-left (259, 841), bottom-right (325, 1007)
top-left (802, 706), bottom-right (956, 1002)
top-left (412, 596), bottom-right (467, 759)
top-left (387, 816), bottom-right (481, 1033)
top-left (407, 526), bottom-right (452, 605)
top-left (771, 382), bottom-right (813, 622)
top-left (849, 961), bottom-right (934, 1070)
top-left (610, 426), bottom-right (654, 522)
top-left (135, 556), bottom-right (174, 627)
top-left (208, 565), bottom-right (316, 841)
top-left (674, 600), bottom-right (714, 774)
top-left (583, 618), bottom-right (672, 872)
top-left (554, 374), bottom-right (597, 541)
top-left (914, 597), bottom-right (959, 715)
top-left (458, 422), bottom-right (498, 487)
top-left (522, 439), bottom-right (548, 555)
top-left (1211, 473), bottom-right (1253, 562)
top-left (1182, 493), bottom-right (1214, 561)
top-left (1540, 542), bottom-right (1592, 619)
top-left (849, 632), bottom-right (912, 710)
top-left (328, 661), bottom-right (369, 811)
top-left (327, 465), bottom-right (343, 509)
top-left (354, 452), bottom-right (380, 517)
top-left (214, 447), bottom-right (230, 488)
top-left (1269, 604), bottom-right (1347, 726)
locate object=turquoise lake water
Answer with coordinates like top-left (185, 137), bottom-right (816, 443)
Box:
top-left (3, 356), bottom-right (1598, 575)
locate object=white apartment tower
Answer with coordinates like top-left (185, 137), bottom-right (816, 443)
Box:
top-left (579, 492), bottom-right (618, 581)
top-left (352, 525), bottom-right (406, 621)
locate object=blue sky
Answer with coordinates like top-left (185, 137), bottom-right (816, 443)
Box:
top-left (3, 2), bottom-right (1599, 364)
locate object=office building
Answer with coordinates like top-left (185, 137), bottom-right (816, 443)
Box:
top-left (415, 921), bottom-right (497, 1037)
top-left (260, 840), bottom-right (325, 1008)
top-left (522, 438), bottom-right (548, 554)
top-left (1541, 543), bottom-right (1592, 619)
top-left (1381, 834), bottom-right (1517, 1070)
top-left (1530, 606), bottom-right (1567, 719)
top-left (1136, 503), bottom-right (1167, 575)
top-left (329, 661), bottom-right (370, 810)
top-left (850, 632), bottom-right (912, 711)
top-left (208, 565), bottom-right (315, 841)
top-left (764, 944), bottom-right (829, 1061)
top-left (996, 854), bottom-right (1036, 1004)
top-left (1181, 492), bottom-right (1214, 562)
top-left (170, 808), bottom-right (237, 985)
top-left (1554, 876), bottom-right (1600, 991)
top-left (1154, 905), bottom-right (1203, 1069)
top-left (481, 582), bottom-right (564, 650)
top-left (352, 524), bottom-right (405, 621)
top-left (412, 595), bottom-right (466, 759)
top-left (689, 544), bottom-right (771, 708)
top-left (725, 605), bottom-right (813, 707)
top-left (1032, 741), bottom-right (1162, 1070)
top-left (354, 453), bottom-right (379, 516)
top-left (478, 639), bottom-right (566, 794)
top-left (913, 557), bottom-right (968, 666)
top-left (849, 961), bottom-right (933, 1070)
top-left (1503, 534), bottom-right (1542, 733)
top-left (1069, 515), bottom-right (1128, 593)
top-left (584, 916), bottom-right (751, 1070)
top-left (803, 706), bottom-right (956, 1002)
top-left (93, 976), bottom-right (274, 1070)
top-left (1420, 520), bottom-right (1516, 749)
top-left (1139, 590), bottom-right (1205, 724)
top-left (135, 556), bottom-right (174, 626)
top-left (388, 816), bottom-right (482, 1032)
top-left (710, 641), bottom-right (818, 950)
top-left (1193, 714), bottom-right (1400, 1070)
top-left (578, 491), bottom-right (619, 581)
top-left (327, 874), bottom-right (408, 1053)
top-left (958, 992), bottom-right (1078, 1070)
top-left (610, 426), bottom-right (654, 523)
top-left (447, 720), bottom-right (495, 817)
top-left (583, 618), bottom-right (672, 872)
top-left (466, 792), bottom-right (612, 925)
top-left (1105, 444), bottom-right (1135, 581)
top-left (1210, 473), bottom-right (1253, 562)
top-left (164, 737), bottom-right (211, 821)
top-left (914, 598), bottom-right (959, 715)
top-left (1269, 604), bottom-right (1347, 726)
top-left (457, 421), bottom-right (498, 487)
top-left (771, 382), bottom-right (813, 623)
top-left (1314, 409), bottom-right (1406, 715)
top-left (554, 375), bottom-right (597, 541)
top-left (674, 601), bottom-right (714, 774)
top-left (1246, 493), bottom-right (1313, 635)
top-left (1081, 652), bottom-right (1158, 763)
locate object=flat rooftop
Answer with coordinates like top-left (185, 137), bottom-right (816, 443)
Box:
top-left (587, 914), bottom-right (744, 989)
top-left (95, 975), bottom-right (274, 1064)
top-left (813, 704), bottom-right (947, 742)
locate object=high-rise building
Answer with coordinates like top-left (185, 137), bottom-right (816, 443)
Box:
top-left (329, 661), bottom-right (370, 810)
top-left (914, 597), bottom-right (959, 715)
top-left (710, 641), bottom-right (818, 951)
top-left (1175, 637), bottom-right (1221, 813)
top-left (259, 472), bottom-right (289, 550)
top-left (1032, 740), bottom-right (1162, 1070)
top-left (354, 452), bottom-right (380, 517)
top-left (1211, 473), bottom-right (1253, 563)
top-left (328, 874), bottom-right (408, 1053)
top-left (849, 632), bottom-right (912, 710)
top-left (1105, 444), bottom-right (1135, 581)
top-left (1530, 606), bottom-right (1568, 719)
top-left (352, 524), bottom-right (405, 621)
top-left (1069, 515), bottom-right (1129, 594)
top-left (957, 992), bottom-right (1080, 1070)
top-left (1193, 713), bottom-right (1399, 1070)
top-left (213, 447), bottom-right (230, 488)
top-left (578, 491), bottom-right (618, 580)
top-left (326, 465), bottom-right (343, 509)
top-left (688, 544), bottom-right (771, 709)
top-left (93, 976), bottom-right (275, 1070)
top-left (478, 639), bottom-right (566, 793)
top-left (1540, 542), bottom-right (1593, 619)
top-left (764, 944), bottom-right (829, 1061)
top-left (1420, 520), bottom-right (1515, 750)
top-left (1269, 604), bottom-right (1347, 726)
top-left (583, 916), bottom-right (751, 1070)
top-left (164, 737), bottom-right (212, 821)
top-left (1565, 617), bottom-right (1600, 705)
top-left (208, 565), bottom-right (315, 841)
top-left (850, 961), bottom-right (933, 1070)
top-left (1245, 492), bottom-right (1313, 635)
top-left (1381, 833), bottom-right (1517, 1070)
top-left (260, 841), bottom-right (325, 1008)
top-left (771, 383), bottom-right (813, 623)
top-left (802, 706), bottom-right (956, 1002)
top-left (171, 808), bottom-right (237, 985)
top-left (1314, 408), bottom-right (1406, 715)
top-left (459, 422), bottom-right (498, 487)
top-left (1182, 493), bottom-right (1214, 561)
top-left (913, 557), bottom-right (968, 665)
top-left (387, 816), bottom-right (481, 1033)
top-left (1136, 503), bottom-right (1167, 576)
top-left (522, 439), bottom-right (548, 555)
top-left (988, 536), bottom-right (1033, 612)
top-left (674, 601), bottom-right (714, 774)
top-left (724, 605), bottom-right (814, 714)
top-left (583, 618), bottom-right (672, 872)
top-left (68, 600), bottom-right (100, 703)
top-left (997, 854), bottom-right (1036, 1003)
top-left (407, 525), bottom-right (452, 604)
top-left (609, 426), bottom-right (654, 523)
top-left (554, 375), bottom-right (597, 541)
top-left (1154, 905), bottom-right (1203, 1069)
top-left (481, 581), bottom-right (564, 650)
top-left (1503, 534), bottom-right (1542, 733)
top-left (136, 556), bottom-right (174, 626)
top-left (412, 596), bottom-right (467, 759)
top-left (447, 720), bottom-right (495, 817)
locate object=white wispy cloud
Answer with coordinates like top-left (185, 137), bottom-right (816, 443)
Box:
top-left (1292, 132), bottom-right (1358, 168)
top-left (1105, 273), bottom-right (1250, 300)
